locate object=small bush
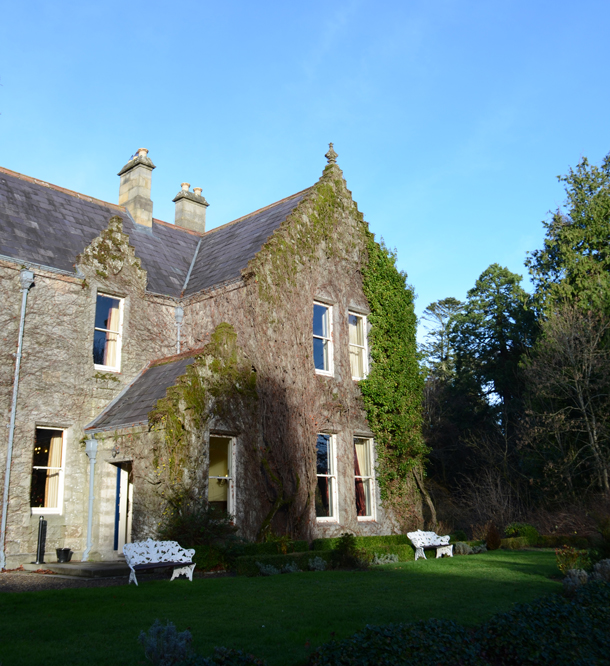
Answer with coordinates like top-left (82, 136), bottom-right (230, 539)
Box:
top-left (591, 558), bottom-right (610, 583)
top-left (333, 532), bottom-right (370, 569)
top-left (236, 551), bottom-right (334, 576)
top-left (485, 523), bottom-right (501, 550)
top-left (138, 619), bottom-right (193, 666)
top-left (555, 545), bottom-right (591, 575)
top-left (371, 552), bottom-right (399, 565)
top-left (309, 620), bottom-right (484, 666)
top-left (563, 568), bottom-right (588, 597)
top-left (280, 562), bottom-right (300, 574)
top-left (256, 562), bottom-right (280, 576)
top-left (450, 529), bottom-right (468, 542)
top-left (505, 522), bottom-right (540, 544)
top-left (158, 501), bottom-right (238, 549)
top-left (308, 556), bottom-right (327, 572)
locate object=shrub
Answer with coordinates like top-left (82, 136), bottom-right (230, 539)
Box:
top-left (371, 553), bottom-right (399, 565)
top-left (359, 544), bottom-right (414, 562)
top-left (138, 619), bottom-right (193, 666)
top-left (591, 558), bottom-right (610, 583)
top-left (500, 536), bottom-right (529, 550)
top-left (485, 523), bottom-right (501, 550)
top-left (309, 620), bottom-right (485, 666)
top-left (235, 551), bottom-right (334, 577)
top-left (477, 582), bottom-right (610, 665)
top-left (308, 556), bottom-right (327, 572)
top-left (563, 569), bottom-right (588, 597)
top-left (138, 620), bottom-right (267, 666)
top-left (192, 545), bottom-right (227, 572)
top-left (281, 562), bottom-right (301, 574)
top-left (555, 545), bottom-right (591, 575)
top-left (256, 562), bottom-right (280, 576)
top-left (158, 501), bottom-right (239, 549)
top-left (454, 542), bottom-right (473, 555)
top-left (332, 533), bottom-right (370, 569)
top-left (505, 522), bottom-right (540, 544)
top-left (450, 529), bottom-right (468, 542)
top-left (537, 534), bottom-right (590, 549)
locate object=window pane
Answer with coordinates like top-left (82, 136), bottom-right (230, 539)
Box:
top-left (316, 434), bottom-right (331, 475)
top-left (209, 437), bottom-right (230, 477)
top-left (348, 314), bottom-right (364, 346)
top-left (95, 295), bottom-right (121, 331)
top-left (354, 439), bottom-right (370, 476)
top-left (313, 304), bottom-right (328, 338)
top-left (93, 330), bottom-right (119, 366)
top-left (355, 478), bottom-right (371, 517)
top-left (31, 429), bottom-right (63, 508)
top-left (313, 337), bottom-right (328, 371)
top-left (315, 476), bottom-right (334, 517)
top-left (350, 345), bottom-right (364, 378)
top-left (32, 429), bottom-right (63, 468)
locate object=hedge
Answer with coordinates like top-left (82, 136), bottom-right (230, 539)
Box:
top-left (536, 535), bottom-right (590, 549)
top-left (192, 541), bottom-right (310, 571)
top-left (235, 551), bottom-right (335, 577)
top-left (311, 534), bottom-right (412, 551)
top-left (361, 544), bottom-right (415, 561)
top-left (500, 537), bottom-right (530, 550)
top-left (240, 540), bottom-right (309, 556)
top-left (192, 545), bottom-right (226, 571)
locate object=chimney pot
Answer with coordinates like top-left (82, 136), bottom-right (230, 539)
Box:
top-left (181, 182), bottom-right (190, 192)
top-left (137, 148), bottom-right (149, 158)
top-left (193, 187), bottom-right (202, 197)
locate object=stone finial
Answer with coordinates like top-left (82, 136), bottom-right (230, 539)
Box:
top-left (181, 182), bottom-right (190, 192)
top-left (325, 143), bottom-right (338, 165)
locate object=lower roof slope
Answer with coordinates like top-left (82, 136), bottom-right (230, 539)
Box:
top-left (85, 354), bottom-right (198, 433)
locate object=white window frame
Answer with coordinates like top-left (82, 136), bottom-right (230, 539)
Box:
top-left (208, 435), bottom-right (235, 517)
top-left (31, 427), bottom-right (67, 516)
top-left (354, 437), bottom-right (376, 521)
top-left (93, 292), bottom-right (124, 373)
top-left (348, 312), bottom-right (369, 380)
top-left (313, 301), bottom-right (334, 376)
top-left (315, 433), bottom-right (338, 522)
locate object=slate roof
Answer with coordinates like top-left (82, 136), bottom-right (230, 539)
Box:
top-left (184, 189), bottom-right (311, 295)
top-left (85, 354), bottom-right (198, 432)
top-left (0, 166), bottom-right (311, 298)
top-left (0, 168), bottom-right (200, 297)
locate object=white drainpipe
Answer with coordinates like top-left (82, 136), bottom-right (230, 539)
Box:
top-left (0, 269), bottom-right (35, 570)
top-left (82, 436), bottom-right (99, 561)
top-left (174, 306), bottom-right (184, 354)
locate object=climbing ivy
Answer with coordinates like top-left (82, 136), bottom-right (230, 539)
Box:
top-left (359, 235), bottom-right (427, 505)
top-left (149, 323), bottom-right (257, 494)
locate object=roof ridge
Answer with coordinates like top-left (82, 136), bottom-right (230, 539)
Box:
top-left (201, 186), bottom-right (313, 237)
top-left (0, 165), bottom-right (126, 211)
top-left (152, 217), bottom-right (204, 236)
top-left (149, 345), bottom-right (208, 367)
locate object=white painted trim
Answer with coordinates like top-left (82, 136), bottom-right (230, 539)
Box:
top-left (316, 433), bottom-right (338, 522)
top-left (354, 436), bottom-right (376, 520)
top-left (348, 312), bottom-right (369, 380)
top-left (93, 293), bottom-right (124, 373)
top-left (31, 427), bottom-right (67, 515)
top-left (313, 301), bottom-right (334, 377)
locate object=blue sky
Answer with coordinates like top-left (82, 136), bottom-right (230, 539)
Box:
top-left (2, 1), bottom-right (609, 336)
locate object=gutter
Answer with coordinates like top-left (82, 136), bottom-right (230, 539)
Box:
top-left (0, 269), bottom-right (35, 570)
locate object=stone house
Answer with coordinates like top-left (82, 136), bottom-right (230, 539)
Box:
top-left (0, 146), bottom-right (422, 567)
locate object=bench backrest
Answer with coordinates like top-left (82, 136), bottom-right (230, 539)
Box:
top-left (407, 530), bottom-right (450, 547)
top-left (123, 538), bottom-right (195, 566)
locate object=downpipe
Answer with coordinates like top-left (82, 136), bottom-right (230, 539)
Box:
top-left (0, 270), bottom-right (35, 570)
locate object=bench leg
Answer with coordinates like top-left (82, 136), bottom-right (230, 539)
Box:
top-left (171, 564), bottom-right (196, 582)
top-left (129, 570), bottom-right (138, 586)
top-left (436, 545), bottom-right (453, 558)
top-left (414, 547), bottom-right (426, 561)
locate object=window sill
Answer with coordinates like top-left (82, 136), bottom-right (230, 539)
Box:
top-left (315, 370), bottom-right (334, 378)
top-left (94, 364), bottom-right (121, 374)
top-left (316, 517), bottom-right (339, 523)
top-left (31, 507), bottom-right (62, 516)
top-left (357, 516), bottom-right (376, 522)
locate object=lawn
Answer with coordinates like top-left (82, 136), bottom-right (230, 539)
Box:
top-left (0, 550), bottom-right (560, 666)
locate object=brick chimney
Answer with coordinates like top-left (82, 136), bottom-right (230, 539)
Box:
top-left (118, 148), bottom-right (156, 227)
top-left (173, 182), bottom-right (209, 233)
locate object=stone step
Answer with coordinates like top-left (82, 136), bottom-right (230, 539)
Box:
top-left (22, 561), bottom-right (130, 578)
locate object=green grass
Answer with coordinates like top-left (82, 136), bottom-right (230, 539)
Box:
top-left (0, 550), bottom-right (560, 666)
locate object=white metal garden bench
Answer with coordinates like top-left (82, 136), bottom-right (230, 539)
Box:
top-left (123, 538), bottom-right (196, 586)
top-left (407, 530), bottom-right (453, 561)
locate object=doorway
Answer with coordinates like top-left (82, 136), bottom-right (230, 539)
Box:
top-left (113, 463), bottom-right (133, 553)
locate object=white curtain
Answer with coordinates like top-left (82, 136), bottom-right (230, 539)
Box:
top-left (349, 316), bottom-right (364, 377)
top-left (44, 433), bottom-right (63, 508)
top-left (103, 302), bottom-right (120, 367)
